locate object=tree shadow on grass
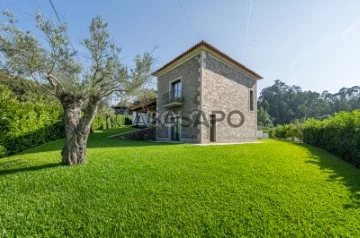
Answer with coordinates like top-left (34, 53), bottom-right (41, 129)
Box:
top-left (15, 139), bottom-right (181, 156)
top-left (14, 129), bottom-right (181, 155)
top-left (299, 143), bottom-right (360, 209)
top-left (0, 162), bottom-right (62, 176)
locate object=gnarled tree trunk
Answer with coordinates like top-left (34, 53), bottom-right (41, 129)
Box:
top-left (60, 95), bottom-right (99, 165)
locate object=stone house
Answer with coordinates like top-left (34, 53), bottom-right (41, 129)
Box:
top-left (151, 41), bottom-right (263, 143)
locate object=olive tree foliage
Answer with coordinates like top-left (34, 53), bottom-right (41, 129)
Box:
top-left (0, 10), bottom-right (154, 165)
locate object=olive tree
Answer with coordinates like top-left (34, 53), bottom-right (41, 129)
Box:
top-left (0, 11), bottom-right (153, 165)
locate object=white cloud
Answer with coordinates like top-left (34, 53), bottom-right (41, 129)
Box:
top-left (290, 33), bottom-right (333, 69)
top-left (341, 16), bottom-right (360, 39)
top-left (290, 52), bottom-right (308, 68)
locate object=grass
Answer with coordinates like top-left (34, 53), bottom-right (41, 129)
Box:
top-left (0, 128), bottom-right (360, 237)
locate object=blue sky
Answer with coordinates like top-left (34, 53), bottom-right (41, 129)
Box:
top-left (2, 0), bottom-right (360, 94)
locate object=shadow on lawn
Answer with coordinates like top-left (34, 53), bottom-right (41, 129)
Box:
top-left (0, 128), bottom-right (153, 156)
top-left (14, 132), bottom-right (180, 155)
top-left (300, 143), bottom-right (360, 209)
top-left (0, 162), bottom-right (62, 176)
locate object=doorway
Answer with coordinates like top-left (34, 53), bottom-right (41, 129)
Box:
top-left (171, 116), bottom-right (180, 141)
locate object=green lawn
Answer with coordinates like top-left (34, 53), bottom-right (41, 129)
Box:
top-left (0, 128), bottom-right (360, 237)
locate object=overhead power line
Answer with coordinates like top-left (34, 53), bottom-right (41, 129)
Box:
top-left (177, 0), bottom-right (199, 41)
top-left (48, 0), bottom-right (61, 22)
top-left (47, 0), bottom-right (80, 63)
top-left (31, 0), bottom-right (41, 11)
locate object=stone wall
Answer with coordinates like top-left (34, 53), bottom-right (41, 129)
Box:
top-left (156, 55), bottom-right (200, 142)
top-left (201, 52), bottom-right (257, 143)
top-left (110, 127), bottom-right (156, 141)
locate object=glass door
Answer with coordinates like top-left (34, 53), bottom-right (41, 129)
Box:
top-left (171, 80), bottom-right (182, 102)
top-left (171, 116), bottom-right (180, 141)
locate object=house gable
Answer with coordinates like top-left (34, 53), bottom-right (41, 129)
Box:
top-left (152, 41), bottom-right (263, 81)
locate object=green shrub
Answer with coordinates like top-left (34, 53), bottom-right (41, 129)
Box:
top-left (110, 115), bottom-right (126, 128)
top-left (0, 145), bottom-right (6, 158)
top-left (92, 115), bottom-right (106, 130)
top-left (91, 114), bottom-right (128, 131)
top-left (270, 121), bottom-right (303, 142)
top-left (0, 85), bottom-right (64, 156)
top-left (303, 110), bottom-right (360, 167)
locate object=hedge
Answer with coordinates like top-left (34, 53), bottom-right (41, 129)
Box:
top-left (0, 86), bottom-right (64, 157)
top-left (92, 114), bottom-right (131, 131)
top-left (269, 121), bottom-right (303, 142)
top-left (303, 110), bottom-right (360, 167)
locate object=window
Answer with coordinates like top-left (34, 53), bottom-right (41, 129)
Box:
top-left (250, 90), bottom-right (254, 111)
top-left (210, 114), bottom-right (216, 142)
top-left (171, 80), bottom-right (182, 101)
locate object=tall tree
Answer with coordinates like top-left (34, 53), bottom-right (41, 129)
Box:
top-left (257, 107), bottom-right (273, 128)
top-left (98, 106), bottom-right (116, 130)
top-left (0, 11), bottom-right (153, 165)
top-left (131, 88), bottom-right (157, 105)
top-left (258, 80), bottom-right (360, 125)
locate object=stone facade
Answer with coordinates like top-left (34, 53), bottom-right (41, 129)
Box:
top-left (201, 53), bottom-right (257, 143)
top-left (154, 45), bottom-right (259, 143)
top-left (110, 127), bottom-right (156, 141)
top-left (156, 54), bottom-right (200, 143)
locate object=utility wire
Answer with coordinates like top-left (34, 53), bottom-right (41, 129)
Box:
top-left (48, 0), bottom-right (61, 22)
top-left (177, 0), bottom-right (199, 41)
top-left (29, 0), bottom-right (37, 12)
top-left (31, 0), bottom-right (41, 10)
top-left (48, 0), bottom-right (81, 63)
top-left (28, 0), bottom-right (42, 14)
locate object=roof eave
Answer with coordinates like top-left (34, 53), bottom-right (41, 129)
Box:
top-left (151, 41), bottom-right (263, 80)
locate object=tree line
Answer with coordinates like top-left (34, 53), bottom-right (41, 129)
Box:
top-left (258, 80), bottom-right (360, 127)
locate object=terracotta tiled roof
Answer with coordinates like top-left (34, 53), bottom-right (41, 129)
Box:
top-left (151, 41), bottom-right (263, 79)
